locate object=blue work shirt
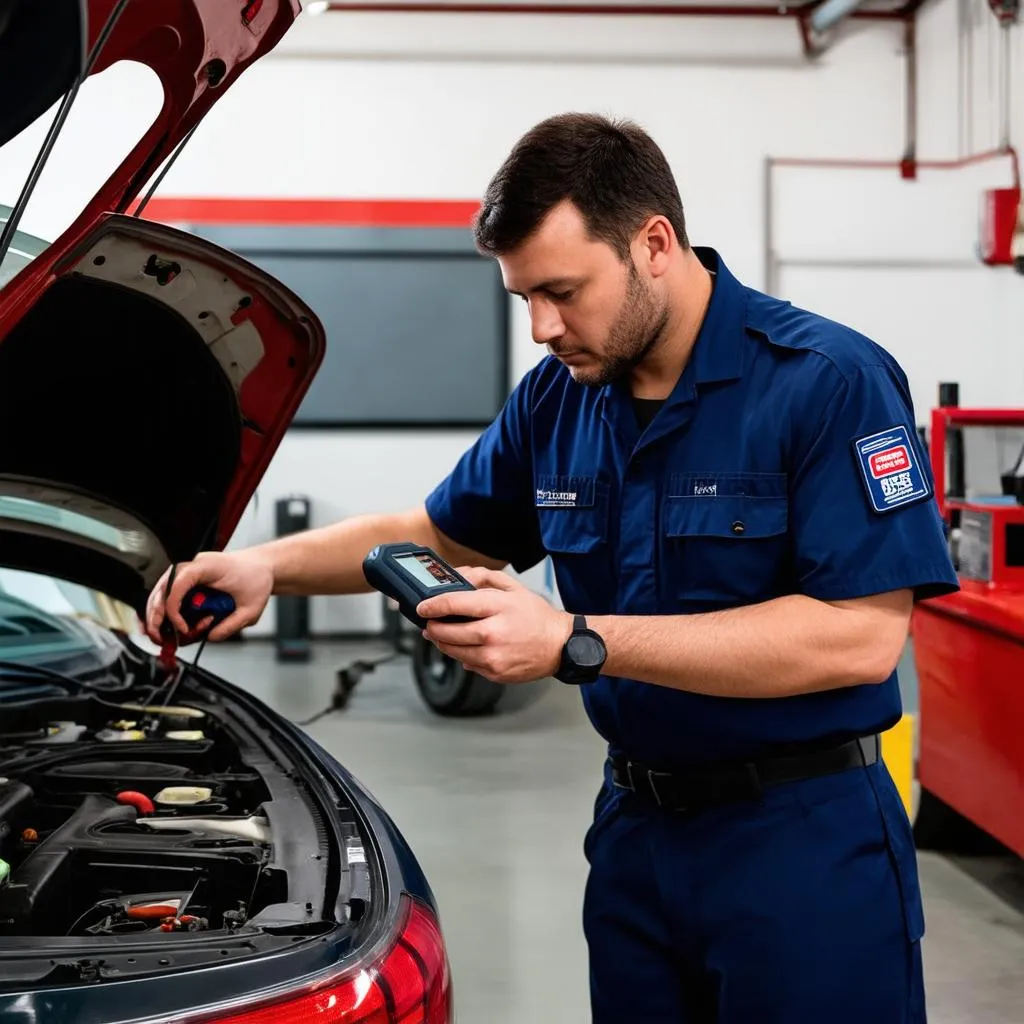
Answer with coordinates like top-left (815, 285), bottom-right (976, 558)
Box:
top-left (425, 248), bottom-right (960, 767)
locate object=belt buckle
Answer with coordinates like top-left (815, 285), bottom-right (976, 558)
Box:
top-left (624, 762), bottom-right (666, 807)
top-left (622, 762), bottom-right (680, 810)
top-left (646, 768), bottom-right (677, 809)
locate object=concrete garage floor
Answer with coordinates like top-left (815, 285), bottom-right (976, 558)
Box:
top-left (195, 639), bottom-right (1024, 1024)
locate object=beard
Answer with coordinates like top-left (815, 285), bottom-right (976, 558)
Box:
top-left (555, 260), bottom-right (670, 388)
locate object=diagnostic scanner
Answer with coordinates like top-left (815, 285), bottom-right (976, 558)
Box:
top-left (363, 542), bottom-right (476, 629)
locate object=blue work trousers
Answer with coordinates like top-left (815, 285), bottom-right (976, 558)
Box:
top-left (582, 757), bottom-right (925, 1023)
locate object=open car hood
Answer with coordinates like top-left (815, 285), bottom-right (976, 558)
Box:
top-left (0, 0), bottom-right (324, 616)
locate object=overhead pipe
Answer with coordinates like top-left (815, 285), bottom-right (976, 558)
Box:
top-left (311, 0), bottom-right (920, 58)
top-left (807, 0), bottom-right (867, 33)
top-left (310, 1), bottom-right (907, 17)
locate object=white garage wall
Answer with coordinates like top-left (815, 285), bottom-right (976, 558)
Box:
top-left (3, 3), bottom-right (1018, 634)
top-left (774, 0), bottom-right (1024, 425)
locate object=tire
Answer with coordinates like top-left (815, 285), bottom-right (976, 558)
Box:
top-left (411, 634), bottom-right (504, 717)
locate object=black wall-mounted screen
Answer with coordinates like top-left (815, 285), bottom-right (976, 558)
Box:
top-left (183, 225), bottom-right (510, 429)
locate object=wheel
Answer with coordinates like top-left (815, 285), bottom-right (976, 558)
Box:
top-left (411, 634), bottom-right (504, 717)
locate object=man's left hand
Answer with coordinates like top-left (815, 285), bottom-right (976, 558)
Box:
top-left (417, 567), bottom-right (572, 683)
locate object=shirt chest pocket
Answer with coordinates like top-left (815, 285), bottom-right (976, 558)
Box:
top-left (660, 475), bottom-right (791, 608)
top-left (535, 474), bottom-right (614, 614)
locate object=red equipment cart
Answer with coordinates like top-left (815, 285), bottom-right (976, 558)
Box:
top-left (911, 382), bottom-right (1024, 856)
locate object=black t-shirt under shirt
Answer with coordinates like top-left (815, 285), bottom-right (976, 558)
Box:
top-left (629, 268), bottom-right (715, 432)
top-left (632, 397), bottom-right (664, 431)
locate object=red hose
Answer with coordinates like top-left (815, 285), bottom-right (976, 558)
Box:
top-left (116, 791), bottom-right (155, 815)
top-left (127, 904), bottom-right (180, 920)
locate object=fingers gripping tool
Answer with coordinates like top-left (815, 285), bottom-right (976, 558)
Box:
top-left (159, 583), bottom-right (236, 669)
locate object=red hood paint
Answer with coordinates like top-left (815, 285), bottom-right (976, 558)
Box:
top-left (0, 0), bottom-right (325, 614)
top-left (81, 0), bottom-right (301, 221)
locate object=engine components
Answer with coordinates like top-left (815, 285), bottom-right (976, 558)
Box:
top-left (116, 790), bottom-right (156, 815)
top-left (155, 786), bottom-right (214, 806)
top-left (138, 814), bottom-right (271, 844)
top-left (0, 660), bottom-right (336, 975)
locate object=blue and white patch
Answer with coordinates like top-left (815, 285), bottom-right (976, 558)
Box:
top-left (853, 425), bottom-right (931, 513)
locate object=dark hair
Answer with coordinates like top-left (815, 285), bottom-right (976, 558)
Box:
top-left (473, 112), bottom-right (689, 260)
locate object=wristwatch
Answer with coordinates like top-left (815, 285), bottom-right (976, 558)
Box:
top-left (555, 614), bottom-right (607, 685)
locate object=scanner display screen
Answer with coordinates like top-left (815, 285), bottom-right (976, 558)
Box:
top-left (395, 552), bottom-right (461, 590)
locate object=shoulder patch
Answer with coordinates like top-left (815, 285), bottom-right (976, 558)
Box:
top-left (852, 425), bottom-right (932, 514)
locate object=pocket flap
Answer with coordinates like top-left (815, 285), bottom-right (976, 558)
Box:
top-left (664, 495), bottom-right (788, 539)
top-left (536, 475), bottom-right (608, 554)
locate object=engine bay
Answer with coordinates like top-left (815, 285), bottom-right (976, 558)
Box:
top-left (0, 650), bottom-right (369, 986)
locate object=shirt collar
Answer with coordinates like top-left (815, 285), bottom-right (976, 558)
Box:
top-left (687, 246), bottom-right (748, 386)
top-left (597, 247), bottom-right (748, 450)
top-left (600, 245), bottom-right (747, 411)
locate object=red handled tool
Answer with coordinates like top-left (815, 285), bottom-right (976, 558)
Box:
top-left (150, 570), bottom-right (237, 714)
top-left (159, 580), bottom-right (237, 667)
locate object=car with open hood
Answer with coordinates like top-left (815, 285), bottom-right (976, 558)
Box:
top-left (0, 2), bottom-right (453, 1020)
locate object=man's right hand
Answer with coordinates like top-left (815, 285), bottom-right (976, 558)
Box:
top-left (145, 550), bottom-right (275, 645)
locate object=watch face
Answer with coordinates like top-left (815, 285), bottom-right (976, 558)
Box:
top-left (567, 633), bottom-right (605, 669)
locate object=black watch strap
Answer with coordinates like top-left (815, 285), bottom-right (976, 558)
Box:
top-left (555, 614), bottom-right (607, 685)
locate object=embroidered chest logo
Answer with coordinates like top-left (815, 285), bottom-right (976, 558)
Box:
top-left (853, 425), bottom-right (930, 513)
top-left (536, 488), bottom-right (578, 507)
top-left (693, 481), bottom-right (718, 496)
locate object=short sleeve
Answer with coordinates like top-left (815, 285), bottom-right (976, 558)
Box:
top-left (789, 360), bottom-right (960, 603)
top-left (424, 373), bottom-right (545, 573)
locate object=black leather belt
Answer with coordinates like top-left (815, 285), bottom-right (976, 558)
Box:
top-left (609, 734), bottom-right (880, 812)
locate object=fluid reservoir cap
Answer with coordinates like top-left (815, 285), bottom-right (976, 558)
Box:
top-left (155, 786), bottom-right (213, 806)
top-left (165, 731), bottom-right (205, 742)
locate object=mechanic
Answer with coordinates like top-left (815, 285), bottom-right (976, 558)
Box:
top-left (146, 112), bottom-right (960, 1023)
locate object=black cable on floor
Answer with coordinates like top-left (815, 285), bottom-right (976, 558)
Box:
top-left (294, 703), bottom-right (339, 728)
top-left (291, 650), bottom-right (407, 728)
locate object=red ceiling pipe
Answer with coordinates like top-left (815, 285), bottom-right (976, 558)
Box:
top-left (768, 147), bottom-right (1021, 187)
top-left (315, 1), bottom-right (907, 19)
top-left (764, 145), bottom-right (1020, 293)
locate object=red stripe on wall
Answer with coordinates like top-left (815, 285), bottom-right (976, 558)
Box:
top-left (136, 197), bottom-right (481, 228)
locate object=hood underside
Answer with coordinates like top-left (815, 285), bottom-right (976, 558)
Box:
top-left (0, 1), bottom-right (323, 614)
top-left (0, 216), bottom-right (324, 614)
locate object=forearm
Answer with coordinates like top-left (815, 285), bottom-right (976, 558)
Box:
top-left (588, 592), bottom-right (910, 698)
top-left (253, 505), bottom-right (505, 597)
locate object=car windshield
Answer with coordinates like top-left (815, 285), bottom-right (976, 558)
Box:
top-left (0, 567), bottom-right (136, 666)
top-left (0, 495), bottom-right (146, 554)
top-left (0, 205), bottom-right (49, 289)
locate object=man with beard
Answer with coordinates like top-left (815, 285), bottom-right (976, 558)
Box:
top-left (146, 113), bottom-right (959, 1023)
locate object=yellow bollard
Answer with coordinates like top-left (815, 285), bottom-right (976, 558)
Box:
top-left (881, 713), bottom-right (915, 817)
